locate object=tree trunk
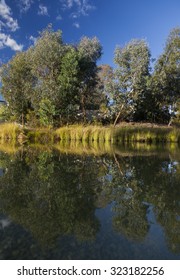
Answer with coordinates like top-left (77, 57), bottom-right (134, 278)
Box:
top-left (113, 105), bottom-right (124, 127)
top-left (22, 112), bottom-right (24, 127)
top-left (168, 118), bottom-right (172, 126)
top-left (81, 94), bottom-right (86, 123)
top-left (113, 111), bottom-right (121, 127)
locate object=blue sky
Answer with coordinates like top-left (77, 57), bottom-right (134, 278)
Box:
top-left (0, 0), bottom-right (180, 67)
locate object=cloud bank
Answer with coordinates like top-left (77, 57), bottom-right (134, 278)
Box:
top-left (0, 0), bottom-right (23, 51)
top-left (0, 0), bottom-right (19, 31)
top-left (0, 33), bottom-right (23, 51)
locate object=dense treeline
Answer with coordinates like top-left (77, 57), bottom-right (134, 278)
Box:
top-left (0, 26), bottom-right (180, 127)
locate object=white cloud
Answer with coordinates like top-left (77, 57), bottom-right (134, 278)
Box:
top-left (67, 0), bottom-right (81, 9)
top-left (71, 14), bottom-right (78, 19)
top-left (73, 22), bottom-right (80, 28)
top-left (29, 35), bottom-right (37, 44)
top-left (0, 1), bottom-right (22, 52)
top-left (0, 20), bottom-right (5, 31)
top-left (0, 32), bottom-right (23, 51)
top-left (61, 0), bottom-right (95, 17)
top-left (38, 4), bottom-right (49, 16)
top-left (81, 0), bottom-right (95, 15)
top-left (0, 0), bottom-right (19, 31)
top-left (18, 0), bottom-right (34, 13)
top-left (56, 14), bottom-right (62, 21)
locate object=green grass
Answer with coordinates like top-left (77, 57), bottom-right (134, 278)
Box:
top-left (55, 125), bottom-right (115, 143)
top-left (0, 122), bottom-right (180, 144)
top-left (0, 141), bottom-right (20, 154)
top-left (55, 124), bottom-right (180, 144)
top-left (0, 122), bottom-right (22, 140)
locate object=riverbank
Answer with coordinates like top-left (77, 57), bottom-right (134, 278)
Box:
top-left (0, 122), bottom-right (180, 144)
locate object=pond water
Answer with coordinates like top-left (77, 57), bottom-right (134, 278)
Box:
top-left (0, 143), bottom-right (179, 259)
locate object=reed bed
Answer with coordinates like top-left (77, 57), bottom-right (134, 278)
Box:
top-left (55, 125), bottom-right (180, 144)
top-left (0, 123), bottom-right (180, 144)
top-left (0, 141), bottom-right (20, 154)
top-left (55, 125), bottom-right (113, 142)
top-left (0, 122), bottom-right (22, 140)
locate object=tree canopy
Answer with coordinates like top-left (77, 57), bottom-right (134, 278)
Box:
top-left (0, 27), bottom-right (102, 126)
top-left (0, 26), bottom-right (179, 127)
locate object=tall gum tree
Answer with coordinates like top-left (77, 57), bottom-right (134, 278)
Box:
top-left (0, 50), bottom-right (35, 125)
top-left (110, 39), bottom-right (151, 126)
top-left (30, 26), bottom-right (65, 111)
top-left (77, 37), bottom-right (102, 122)
top-left (58, 46), bottom-right (80, 123)
top-left (153, 27), bottom-right (180, 125)
top-left (0, 27), bottom-right (102, 126)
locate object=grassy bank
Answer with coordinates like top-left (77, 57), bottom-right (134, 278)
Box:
top-left (0, 122), bottom-right (23, 140)
top-left (55, 125), bottom-right (112, 142)
top-left (55, 124), bottom-right (180, 144)
top-left (0, 122), bottom-right (180, 144)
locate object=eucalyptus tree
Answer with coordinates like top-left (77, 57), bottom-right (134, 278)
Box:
top-left (56, 37), bottom-right (102, 123)
top-left (110, 39), bottom-right (151, 125)
top-left (96, 64), bottom-right (113, 109)
top-left (0, 26), bottom-right (65, 125)
top-left (0, 27), bottom-right (102, 126)
top-left (153, 27), bottom-right (180, 125)
top-left (32, 31), bottom-right (102, 125)
top-left (58, 46), bottom-right (80, 123)
top-left (29, 26), bottom-right (65, 115)
top-left (0, 50), bottom-right (34, 125)
top-left (77, 36), bottom-right (102, 121)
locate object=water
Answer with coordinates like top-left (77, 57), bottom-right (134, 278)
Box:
top-left (0, 143), bottom-right (179, 259)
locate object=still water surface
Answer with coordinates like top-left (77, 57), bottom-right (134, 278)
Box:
top-left (0, 143), bottom-right (179, 259)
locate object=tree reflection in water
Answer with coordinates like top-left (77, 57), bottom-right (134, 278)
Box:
top-left (0, 144), bottom-right (179, 258)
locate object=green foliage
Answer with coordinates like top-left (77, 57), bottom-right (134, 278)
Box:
top-left (26, 110), bottom-right (40, 127)
top-left (57, 47), bottom-right (80, 122)
top-left (0, 122), bottom-right (22, 140)
top-left (0, 27), bottom-right (102, 127)
top-left (38, 98), bottom-right (56, 127)
top-left (26, 128), bottom-right (54, 144)
top-left (0, 26), bottom-right (179, 127)
top-left (29, 26), bottom-right (64, 114)
top-left (0, 105), bottom-right (8, 122)
top-left (93, 64), bottom-right (113, 117)
top-left (77, 36), bottom-right (102, 121)
top-left (153, 27), bottom-right (180, 124)
top-left (0, 51), bottom-right (34, 124)
top-left (109, 39), bottom-right (151, 124)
